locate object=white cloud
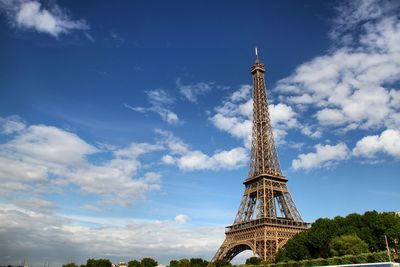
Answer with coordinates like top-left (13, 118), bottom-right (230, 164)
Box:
top-left (0, 118), bottom-right (163, 207)
top-left (0, 154), bottom-right (48, 182)
top-left (155, 129), bottom-right (190, 155)
top-left (125, 89), bottom-right (179, 125)
top-left (177, 78), bottom-right (215, 103)
top-left (3, 124), bottom-right (98, 165)
top-left (69, 161), bottom-right (161, 207)
top-left (161, 154), bottom-right (175, 164)
top-left (114, 142), bottom-right (163, 159)
top-left (147, 89), bottom-right (174, 105)
top-left (175, 214), bottom-right (189, 224)
top-left (300, 125), bottom-right (322, 139)
top-left (0, 204), bottom-right (224, 265)
top-left (157, 130), bottom-right (248, 171)
top-left (2, 0), bottom-right (89, 37)
top-left (353, 129), bottom-right (400, 158)
top-left (13, 197), bottom-right (56, 213)
top-left (276, 0), bottom-right (400, 133)
top-left (0, 115), bottom-right (26, 134)
top-left (176, 147), bottom-right (247, 172)
top-left (292, 143), bottom-right (349, 170)
top-left (316, 108), bottom-right (346, 126)
top-left (110, 31), bottom-right (124, 44)
top-left (271, 0), bottom-right (400, 170)
top-left (84, 32), bottom-right (95, 42)
top-left (330, 0), bottom-right (400, 43)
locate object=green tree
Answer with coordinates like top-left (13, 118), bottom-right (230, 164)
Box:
top-left (140, 258), bottom-right (157, 267)
top-left (169, 260), bottom-right (178, 267)
top-left (177, 259), bottom-right (189, 267)
top-left (214, 259), bottom-right (231, 267)
top-left (245, 257), bottom-right (261, 265)
top-left (276, 231), bottom-right (311, 261)
top-left (276, 211), bottom-right (400, 261)
top-left (189, 258), bottom-right (208, 267)
top-left (63, 263), bottom-right (78, 267)
top-left (86, 259), bottom-right (112, 267)
top-left (128, 260), bottom-right (141, 267)
top-left (329, 234), bottom-right (369, 256)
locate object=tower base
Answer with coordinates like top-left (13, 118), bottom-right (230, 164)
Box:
top-left (212, 221), bottom-right (308, 262)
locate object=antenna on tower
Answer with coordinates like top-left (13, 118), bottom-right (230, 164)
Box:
top-left (255, 46), bottom-right (259, 63)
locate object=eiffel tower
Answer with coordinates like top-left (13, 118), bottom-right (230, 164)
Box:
top-left (211, 49), bottom-right (309, 263)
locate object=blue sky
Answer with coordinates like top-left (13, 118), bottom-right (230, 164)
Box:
top-left (1, 0), bottom-right (400, 266)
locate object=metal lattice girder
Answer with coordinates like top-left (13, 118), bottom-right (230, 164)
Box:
top-left (248, 57), bottom-right (282, 178)
top-left (211, 52), bottom-right (309, 264)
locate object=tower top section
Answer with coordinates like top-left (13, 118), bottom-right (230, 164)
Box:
top-left (247, 49), bottom-right (283, 182)
top-left (251, 47), bottom-right (265, 74)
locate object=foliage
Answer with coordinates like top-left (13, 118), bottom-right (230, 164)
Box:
top-left (329, 234), bottom-right (369, 256)
top-left (140, 258), bottom-right (158, 267)
top-left (310, 257), bottom-right (328, 266)
top-left (245, 257), bottom-right (261, 265)
top-left (260, 260), bottom-right (271, 266)
top-left (253, 251), bottom-right (391, 267)
top-left (63, 263), bottom-right (78, 267)
top-left (169, 260), bottom-right (179, 267)
top-left (284, 260), bottom-right (298, 267)
top-left (189, 258), bottom-right (209, 267)
top-left (296, 259), bottom-right (310, 267)
top-left (169, 258), bottom-right (209, 267)
top-left (276, 231), bottom-right (310, 261)
top-left (367, 251), bottom-right (391, 263)
top-left (326, 256), bottom-right (342, 266)
top-left (209, 259), bottom-right (231, 267)
top-left (177, 259), bottom-right (190, 267)
top-left (128, 260), bottom-right (141, 267)
top-left (86, 259), bottom-right (112, 267)
top-left (277, 211), bottom-right (400, 261)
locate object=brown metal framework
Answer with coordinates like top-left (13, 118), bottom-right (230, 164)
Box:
top-left (211, 51), bottom-right (309, 263)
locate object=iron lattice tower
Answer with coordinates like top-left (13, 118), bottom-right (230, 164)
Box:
top-left (211, 50), bottom-right (309, 263)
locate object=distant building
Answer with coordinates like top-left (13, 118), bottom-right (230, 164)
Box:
top-left (118, 262), bottom-right (128, 267)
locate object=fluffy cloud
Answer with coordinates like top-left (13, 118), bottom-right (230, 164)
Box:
top-left (329, 0), bottom-right (400, 42)
top-left (0, 204), bottom-right (224, 266)
top-left (266, 0), bottom-right (400, 170)
top-left (353, 129), bottom-right (400, 158)
top-left (209, 85), bottom-right (298, 146)
top-left (125, 89), bottom-right (179, 124)
top-left (292, 143), bottom-right (349, 170)
top-left (3, 124), bottom-right (98, 165)
top-left (276, 0), bottom-right (400, 132)
top-left (177, 147), bottom-right (247, 171)
top-left (0, 116), bottom-right (163, 207)
top-left (157, 130), bottom-right (248, 171)
top-left (177, 78), bottom-right (214, 103)
top-left (0, 115), bottom-right (26, 134)
top-left (175, 214), bottom-right (189, 224)
top-left (1, 0), bottom-right (89, 37)
top-left (147, 89), bottom-right (174, 105)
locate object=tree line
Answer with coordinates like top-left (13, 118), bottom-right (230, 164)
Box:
top-left (63, 258), bottom-right (158, 267)
top-left (245, 251), bottom-right (392, 267)
top-left (276, 211), bottom-right (400, 262)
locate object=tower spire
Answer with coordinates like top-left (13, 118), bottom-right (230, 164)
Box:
top-left (255, 46), bottom-right (259, 63)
